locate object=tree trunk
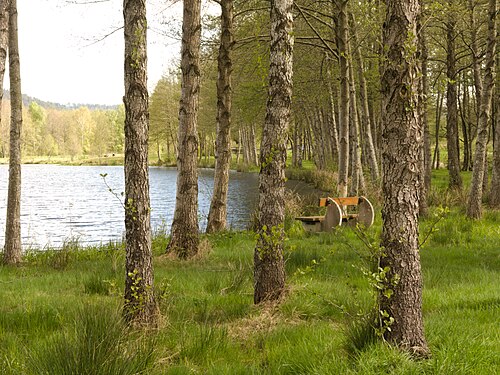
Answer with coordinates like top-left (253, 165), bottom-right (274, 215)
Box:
top-left (0, 0), bottom-right (8, 165)
top-left (4, 0), bottom-right (22, 265)
top-left (350, 13), bottom-right (379, 182)
top-left (466, 0), bottom-right (497, 219)
top-left (254, 0), bottom-right (293, 304)
top-left (469, 0), bottom-right (482, 113)
top-left (167, 0), bottom-right (201, 258)
top-left (314, 110), bottom-right (327, 169)
top-left (446, 2), bottom-right (463, 190)
top-left (320, 108), bottom-right (332, 166)
top-left (207, 0), bottom-right (233, 233)
top-left (296, 121), bottom-right (303, 167)
top-left (335, 0), bottom-right (349, 197)
top-left (326, 66), bottom-right (340, 165)
top-left (236, 128), bottom-right (241, 164)
top-left (418, 1), bottom-right (430, 217)
top-left (490, 83), bottom-right (500, 207)
top-left (122, 0), bottom-right (157, 325)
top-left (459, 77), bottom-right (471, 171)
top-left (348, 52), bottom-right (365, 195)
top-left (291, 119), bottom-right (302, 167)
top-left (0, 0), bottom-right (8, 107)
top-left (251, 123), bottom-right (258, 165)
top-left (380, 0), bottom-right (429, 357)
top-left (432, 90), bottom-right (443, 169)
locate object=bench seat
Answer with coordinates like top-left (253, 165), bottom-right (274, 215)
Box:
top-left (295, 196), bottom-right (374, 232)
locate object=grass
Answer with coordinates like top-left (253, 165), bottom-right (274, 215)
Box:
top-left (1, 212), bottom-right (498, 373)
top-left (0, 171), bottom-right (499, 374)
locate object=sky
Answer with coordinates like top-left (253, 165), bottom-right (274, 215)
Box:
top-left (7, 0), bottom-right (216, 106)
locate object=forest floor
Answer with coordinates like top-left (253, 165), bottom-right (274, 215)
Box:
top-left (1, 188), bottom-right (499, 373)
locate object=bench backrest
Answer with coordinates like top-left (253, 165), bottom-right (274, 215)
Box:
top-left (319, 196), bottom-right (360, 207)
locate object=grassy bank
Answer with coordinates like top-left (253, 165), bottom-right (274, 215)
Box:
top-left (1, 203), bottom-right (499, 374)
top-left (0, 154), bottom-right (262, 172)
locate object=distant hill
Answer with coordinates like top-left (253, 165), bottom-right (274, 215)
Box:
top-left (2, 90), bottom-right (120, 110)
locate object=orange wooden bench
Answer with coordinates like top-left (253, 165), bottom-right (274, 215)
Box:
top-left (295, 196), bottom-right (374, 232)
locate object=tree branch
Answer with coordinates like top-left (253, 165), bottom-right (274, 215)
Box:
top-left (295, 3), bottom-right (338, 59)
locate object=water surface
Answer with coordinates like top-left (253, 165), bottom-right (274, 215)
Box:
top-left (0, 165), bottom-right (314, 248)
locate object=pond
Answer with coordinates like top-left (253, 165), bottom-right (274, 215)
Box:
top-left (0, 165), bottom-right (316, 248)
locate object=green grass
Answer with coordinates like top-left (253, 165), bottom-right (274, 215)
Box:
top-left (1, 169), bottom-right (499, 374)
top-left (1, 208), bottom-right (498, 374)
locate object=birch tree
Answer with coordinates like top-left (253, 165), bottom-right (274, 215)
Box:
top-left (123, 0), bottom-right (158, 324)
top-left (379, 0), bottom-right (429, 357)
top-left (3, 0), bottom-right (22, 265)
top-left (206, 0), bottom-right (234, 233)
top-left (446, 0), bottom-right (463, 190)
top-left (466, 0), bottom-right (497, 219)
top-left (335, 0), bottom-right (350, 197)
top-left (167, 0), bottom-right (201, 258)
top-left (254, 0), bottom-right (293, 304)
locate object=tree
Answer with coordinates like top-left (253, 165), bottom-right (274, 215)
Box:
top-left (490, 81), bottom-right (500, 207)
top-left (418, 0), bottom-right (430, 217)
top-left (349, 12), bottom-right (379, 183)
top-left (0, 0), bottom-right (9, 159)
top-left (150, 75), bottom-right (179, 162)
top-left (445, 0), bottom-right (463, 190)
top-left (123, 0), bottom-right (158, 324)
top-left (335, 0), bottom-right (350, 197)
top-left (166, 0), bottom-right (202, 259)
top-left (206, 0), bottom-right (234, 233)
top-left (379, 0), bottom-right (429, 357)
top-left (3, 0), bottom-right (22, 265)
top-left (253, 0), bottom-right (293, 304)
top-left (466, 0), bottom-right (497, 219)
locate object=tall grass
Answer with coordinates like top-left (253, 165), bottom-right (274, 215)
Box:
top-left (1, 168), bottom-right (499, 374)
top-left (26, 304), bottom-right (155, 375)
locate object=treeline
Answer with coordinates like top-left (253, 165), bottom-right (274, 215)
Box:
top-left (149, 0), bottom-right (498, 194)
top-left (0, 100), bottom-right (125, 159)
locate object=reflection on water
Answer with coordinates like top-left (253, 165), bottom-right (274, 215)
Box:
top-left (0, 165), bottom-right (315, 248)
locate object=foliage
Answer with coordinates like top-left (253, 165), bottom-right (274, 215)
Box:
top-left (1, 101), bottom-right (124, 161)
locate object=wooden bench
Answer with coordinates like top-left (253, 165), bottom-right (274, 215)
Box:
top-left (295, 196), bottom-right (375, 233)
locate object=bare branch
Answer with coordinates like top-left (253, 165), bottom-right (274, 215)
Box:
top-left (83, 26), bottom-right (123, 47)
top-left (65, 0), bottom-right (110, 4)
top-left (295, 3), bottom-right (338, 59)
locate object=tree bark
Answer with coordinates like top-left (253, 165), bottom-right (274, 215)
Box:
top-left (167, 0), bottom-right (201, 258)
top-left (348, 51), bottom-right (365, 195)
top-left (254, 0), bottom-right (293, 304)
top-left (466, 0), bottom-right (497, 219)
top-left (0, 0), bottom-right (7, 166)
top-left (446, 1), bottom-right (463, 190)
top-left (122, 0), bottom-right (158, 325)
top-left (4, 0), bottom-right (22, 265)
top-left (251, 123), bottom-right (258, 165)
top-left (236, 128), bottom-right (241, 164)
top-left (468, 0), bottom-right (482, 113)
top-left (459, 77), bottom-right (471, 171)
top-left (335, 0), bottom-right (349, 197)
top-left (380, 0), bottom-right (429, 357)
top-left (206, 0), bottom-right (234, 233)
top-left (326, 65), bottom-right (340, 165)
top-left (418, 0), bottom-right (430, 217)
top-left (433, 90), bottom-right (443, 169)
top-left (349, 13), bottom-right (379, 182)
top-left (490, 82), bottom-right (500, 207)
top-left (0, 0), bottom-right (8, 103)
